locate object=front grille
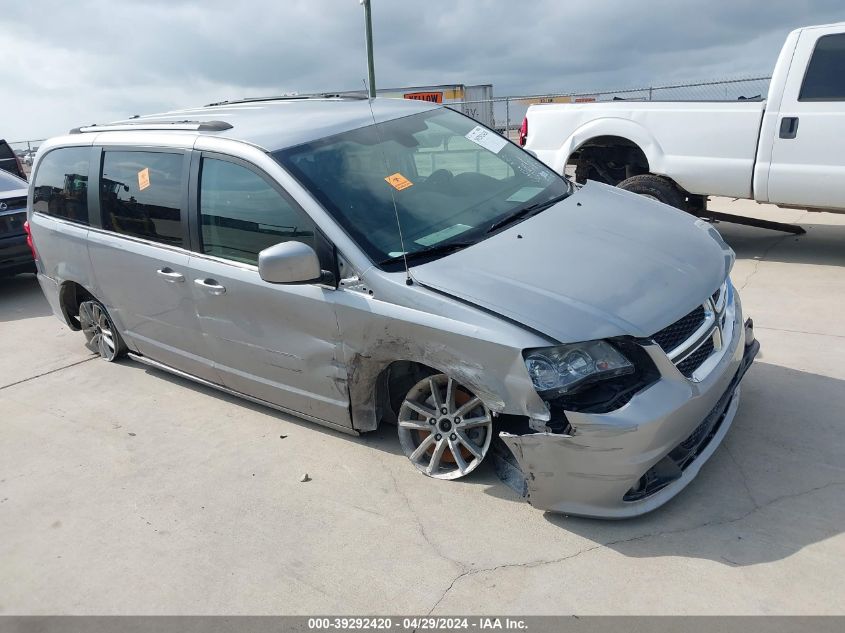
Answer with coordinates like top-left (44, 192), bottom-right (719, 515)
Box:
top-left (678, 415), bottom-right (712, 453)
top-left (651, 282), bottom-right (730, 382)
top-left (670, 377), bottom-right (736, 470)
top-left (651, 305), bottom-right (706, 353)
top-left (677, 337), bottom-right (715, 377)
top-left (0, 211), bottom-right (26, 236)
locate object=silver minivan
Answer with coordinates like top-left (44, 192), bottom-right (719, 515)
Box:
top-left (27, 96), bottom-right (758, 518)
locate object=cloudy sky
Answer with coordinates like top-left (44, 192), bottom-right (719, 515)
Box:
top-left (2, 0), bottom-right (843, 141)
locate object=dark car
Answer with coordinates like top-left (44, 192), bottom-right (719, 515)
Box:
top-left (0, 139), bottom-right (27, 180)
top-left (0, 169), bottom-right (34, 276)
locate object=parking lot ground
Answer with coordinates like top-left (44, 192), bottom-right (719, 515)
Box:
top-left (1, 198), bottom-right (844, 615)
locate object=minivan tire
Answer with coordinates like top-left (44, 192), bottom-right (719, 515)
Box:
top-left (396, 373), bottom-right (493, 480)
top-left (79, 299), bottom-right (126, 362)
top-left (617, 174), bottom-right (687, 211)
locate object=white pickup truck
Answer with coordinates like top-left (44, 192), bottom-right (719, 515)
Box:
top-left (522, 22), bottom-right (845, 228)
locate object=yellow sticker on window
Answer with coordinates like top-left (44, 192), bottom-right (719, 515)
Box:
top-left (138, 168), bottom-right (150, 191)
top-left (384, 172), bottom-right (413, 191)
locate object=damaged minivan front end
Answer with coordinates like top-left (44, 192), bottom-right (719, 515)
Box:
top-left (498, 308), bottom-right (757, 518)
top-left (407, 181), bottom-right (758, 517)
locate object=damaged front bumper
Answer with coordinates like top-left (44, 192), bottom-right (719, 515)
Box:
top-left (498, 315), bottom-right (759, 519)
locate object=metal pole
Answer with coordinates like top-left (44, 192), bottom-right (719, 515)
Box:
top-left (361, 0), bottom-right (376, 98)
top-left (505, 97), bottom-right (510, 138)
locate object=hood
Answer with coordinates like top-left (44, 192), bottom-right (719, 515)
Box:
top-left (412, 181), bottom-right (732, 342)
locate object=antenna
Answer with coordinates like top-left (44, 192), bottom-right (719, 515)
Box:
top-left (362, 80), bottom-right (413, 285)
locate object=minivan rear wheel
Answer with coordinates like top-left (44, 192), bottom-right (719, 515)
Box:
top-left (79, 300), bottom-right (125, 362)
top-left (397, 374), bottom-right (492, 480)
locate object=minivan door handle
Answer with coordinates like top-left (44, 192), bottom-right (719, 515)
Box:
top-left (194, 278), bottom-right (227, 295)
top-left (779, 116), bottom-right (799, 139)
top-left (156, 267), bottom-right (185, 283)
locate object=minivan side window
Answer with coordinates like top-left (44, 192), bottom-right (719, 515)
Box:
top-left (100, 151), bottom-right (184, 247)
top-left (199, 158), bottom-right (315, 265)
top-left (32, 147), bottom-right (90, 225)
top-left (799, 33), bottom-right (845, 101)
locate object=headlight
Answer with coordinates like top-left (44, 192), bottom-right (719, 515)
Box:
top-left (524, 341), bottom-right (634, 396)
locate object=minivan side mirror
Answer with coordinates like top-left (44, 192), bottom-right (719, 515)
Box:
top-left (258, 241), bottom-right (322, 284)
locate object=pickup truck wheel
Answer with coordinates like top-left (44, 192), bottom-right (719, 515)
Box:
top-left (617, 174), bottom-right (686, 211)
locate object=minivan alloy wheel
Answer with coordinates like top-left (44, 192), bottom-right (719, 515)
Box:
top-left (397, 374), bottom-right (493, 479)
top-left (79, 300), bottom-right (123, 361)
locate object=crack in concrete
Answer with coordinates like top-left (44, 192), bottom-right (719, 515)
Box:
top-left (381, 456), bottom-right (467, 573)
top-left (738, 210), bottom-right (810, 291)
top-left (425, 479), bottom-right (845, 614)
top-left (425, 545), bottom-right (601, 615)
top-left (723, 442), bottom-right (759, 507)
top-left (0, 356), bottom-right (96, 391)
top-left (739, 236), bottom-right (790, 291)
top-left (756, 325), bottom-right (845, 340)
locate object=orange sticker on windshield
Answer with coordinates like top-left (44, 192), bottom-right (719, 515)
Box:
top-left (384, 172), bottom-right (413, 191)
top-left (138, 168), bottom-right (150, 191)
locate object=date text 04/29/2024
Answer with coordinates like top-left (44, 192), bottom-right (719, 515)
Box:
top-left (306, 617), bottom-right (528, 630)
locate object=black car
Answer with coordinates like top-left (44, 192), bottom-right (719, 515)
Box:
top-left (0, 169), bottom-right (34, 277)
top-left (0, 139), bottom-right (27, 180)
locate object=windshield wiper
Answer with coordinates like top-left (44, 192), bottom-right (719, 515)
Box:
top-left (485, 193), bottom-right (570, 234)
top-left (379, 241), bottom-right (475, 267)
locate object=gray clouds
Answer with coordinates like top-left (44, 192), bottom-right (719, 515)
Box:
top-left (2, 0), bottom-right (843, 139)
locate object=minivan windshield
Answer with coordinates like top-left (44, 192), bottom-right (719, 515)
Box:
top-left (273, 108), bottom-right (571, 270)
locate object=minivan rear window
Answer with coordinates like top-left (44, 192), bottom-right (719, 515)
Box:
top-left (100, 151), bottom-right (184, 247)
top-left (32, 147), bottom-right (90, 225)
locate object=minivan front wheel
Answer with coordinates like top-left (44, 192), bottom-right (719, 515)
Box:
top-left (397, 374), bottom-right (492, 480)
top-left (79, 300), bottom-right (125, 362)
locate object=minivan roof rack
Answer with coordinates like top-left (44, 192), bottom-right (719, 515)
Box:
top-left (204, 93), bottom-right (369, 107)
top-left (69, 120), bottom-right (234, 134)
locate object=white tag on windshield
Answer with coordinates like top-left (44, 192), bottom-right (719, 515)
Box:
top-left (465, 126), bottom-right (507, 154)
top-left (506, 187), bottom-right (544, 203)
top-left (415, 224), bottom-right (472, 246)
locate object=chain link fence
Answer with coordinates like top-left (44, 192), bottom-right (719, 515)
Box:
top-left (5, 76), bottom-right (771, 169)
top-left (453, 76), bottom-right (772, 140)
top-left (4, 139), bottom-right (45, 177)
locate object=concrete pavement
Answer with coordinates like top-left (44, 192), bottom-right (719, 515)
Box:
top-left (0, 198), bottom-right (843, 614)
